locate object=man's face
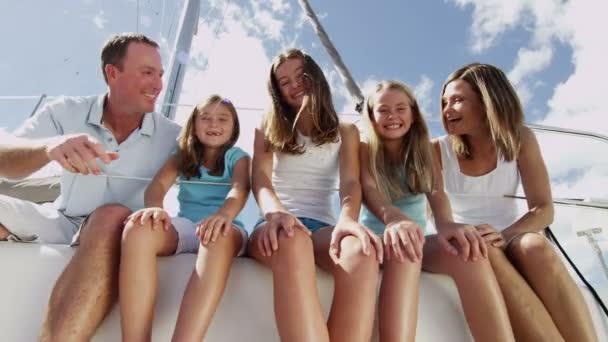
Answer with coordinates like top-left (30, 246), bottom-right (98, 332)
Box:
top-left (107, 42), bottom-right (164, 114)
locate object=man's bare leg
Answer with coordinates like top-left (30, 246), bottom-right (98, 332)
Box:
top-left (0, 223), bottom-right (9, 240)
top-left (39, 203), bottom-right (131, 342)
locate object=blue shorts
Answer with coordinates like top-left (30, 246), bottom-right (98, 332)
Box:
top-left (253, 216), bottom-right (331, 233)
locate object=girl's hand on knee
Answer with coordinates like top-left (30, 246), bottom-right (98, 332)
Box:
top-left (126, 208), bottom-right (170, 231)
top-left (197, 213), bottom-right (232, 245)
top-left (330, 219), bottom-right (383, 263)
top-left (265, 211), bottom-right (309, 238)
top-left (438, 223), bottom-right (488, 262)
top-left (384, 219), bottom-right (424, 263)
top-left (475, 224), bottom-right (505, 249)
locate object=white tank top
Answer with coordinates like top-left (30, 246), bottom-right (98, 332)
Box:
top-left (273, 131), bottom-right (341, 225)
top-left (437, 135), bottom-right (521, 231)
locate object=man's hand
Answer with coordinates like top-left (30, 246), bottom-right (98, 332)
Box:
top-left (46, 134), bottom-right (118, 175)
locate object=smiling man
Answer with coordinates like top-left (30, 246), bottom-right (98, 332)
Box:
top-left (0, 33), bottom-right (180, 341)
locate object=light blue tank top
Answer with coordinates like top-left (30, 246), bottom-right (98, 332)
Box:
top-left (360, 190), bottom-right (427, 235)
top-left (177, 147), bottom-right (249, 228)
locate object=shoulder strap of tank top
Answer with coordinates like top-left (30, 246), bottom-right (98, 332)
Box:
top-left (437, 135), bottom-right (457, 171)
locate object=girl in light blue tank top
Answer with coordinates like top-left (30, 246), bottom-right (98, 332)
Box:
top-left (120, 94), bottom-right (251, 341)
top-left (359, 80), bottom-right (434, 340)
top-left (360, 80), bottom-right (515, 341)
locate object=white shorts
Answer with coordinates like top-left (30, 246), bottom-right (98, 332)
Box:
top-left (0, 194), bottom-right (85, 244)
top-left (171, 216), bottom-right (248, 256)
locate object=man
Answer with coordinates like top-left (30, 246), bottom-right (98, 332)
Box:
top-left (0, 33), bottom-right (181, 341)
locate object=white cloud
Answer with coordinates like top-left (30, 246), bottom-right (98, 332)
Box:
top-left (268, 0), bottom-right (291, 14)
top-left (250, 1), bottom-right (284, 41)
top-left (413, 75), bottom-right (434, 118)
top-left (451, 0), bottom-right (526, 53)
top-left (92, 10), bottom-right (107, 29)
top-left (508, 46), bottom-right (553, 105)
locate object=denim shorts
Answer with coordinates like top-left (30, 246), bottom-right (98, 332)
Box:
top-left (253, 216), bottom-right (331, 233)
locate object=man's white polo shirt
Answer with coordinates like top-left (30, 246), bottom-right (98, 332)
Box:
top-left (14, 94), bottom-right (181, 216)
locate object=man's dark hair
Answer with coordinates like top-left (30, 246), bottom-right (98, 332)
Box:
top-left (100, 33), bottom-right (159, 83)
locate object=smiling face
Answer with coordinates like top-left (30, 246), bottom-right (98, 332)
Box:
top-left (106, 42), bottom-right (164, 114)
top-left (194, 101), bottom-right (236, 149)
top-left (274, 57), bottom-right (307, 110)
top-left (371, 88), bottom-right (414, 142)
top-left (441, 79), bottom-right (487, 136)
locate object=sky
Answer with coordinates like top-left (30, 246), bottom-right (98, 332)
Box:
top-left (1, 0), bottom-right (608, 308)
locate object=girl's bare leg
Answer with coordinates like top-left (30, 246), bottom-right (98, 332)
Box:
top-left (172, 227), bottom-right (243, 341)
top-left (248, 226), bottom-right (329, 342)
top-left (378, 257), bottom-right (421, 342)
top-left (119, 220), bottom-right (178, 342)
top-left (313, 228), bottom-right (380, 342)
top-left (422, 235), bottom-right (514, 342)
top-left (507, 233), bottom-right (598, 342)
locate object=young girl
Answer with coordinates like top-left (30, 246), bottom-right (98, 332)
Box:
top-left (437, 63), bottom-right (597, 341)
top-left (119, 95), bottom-right (251, 341)
top-left (360, 80), bottom-right (515, 341)
top-left (248, 48), bottom-right (382, 342)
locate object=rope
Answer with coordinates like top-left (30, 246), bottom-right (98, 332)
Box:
top-left (297, 0), bottom-right (364, 111)
top-left (97, 174), bottom-right (339, 191)
top-left (546, 227), bottom-right (608, 318)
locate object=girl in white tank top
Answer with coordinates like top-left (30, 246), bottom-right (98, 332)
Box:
top-left (438, 63), bottom-right (597, 341)
top-left (248, 49), bottom-right (382, 342)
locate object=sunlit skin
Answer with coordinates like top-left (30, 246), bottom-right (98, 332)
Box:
top-left (276, 58), bottom-right (307, 110)
top-left (195, 102), bottom-right (235, 164)
top-left (372, 88), bottom-right (414, 149)
top-left (105, 42), bottom-right (164, 118)
top-left (441, 79), bottom-right (487, 137)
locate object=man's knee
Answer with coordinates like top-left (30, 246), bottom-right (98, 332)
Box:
top-left (79, 203), bottom-right (132, 246)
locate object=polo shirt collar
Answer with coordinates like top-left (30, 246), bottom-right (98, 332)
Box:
top-left (87, 93), bottom-right (155, 136)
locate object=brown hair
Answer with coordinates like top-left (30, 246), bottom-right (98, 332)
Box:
top-left (100, 33), bottom-right (159, 83)
top-left (441, 63), bottom-right (524, 161)
top-left (177, 95), bottom-right (240, 178)
top-left (363, 80), bottom-right (434, 200)
top-left (263, 48), bottom-right (339, 154)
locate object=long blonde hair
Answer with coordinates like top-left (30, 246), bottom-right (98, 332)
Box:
top-left (263, 48), bottom-right (339, 154)
top-left (177, 95), bottom-right (240, 178)
top-left (363, 81), bottom-right (434, 200)
top-left (441, 63), bottom-right (523, 161)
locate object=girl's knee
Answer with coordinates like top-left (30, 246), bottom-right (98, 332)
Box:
top-left (121, 220), bottom-right (164, 252)
top-left (507, 233), bottom-right (555, 262)
top-left (338, 236), bottom-right (380, 273)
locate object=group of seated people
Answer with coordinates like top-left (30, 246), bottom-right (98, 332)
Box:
top-left (0, 33), bottom-right (598, 342)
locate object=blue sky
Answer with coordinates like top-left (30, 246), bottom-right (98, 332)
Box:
top-left (1, 0), bottom-right (608, 307)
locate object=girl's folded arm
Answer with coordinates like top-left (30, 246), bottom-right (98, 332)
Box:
top-left (337, 123), bottom-right (364, 222)
top-left (502, 127), bottom-right (554, 241)
top-left (144, 155), bottom-right (179, 208)
top-left (218, 156), bottom-right (251, 220)
top-left (251, 128), bottom-right (285, 216)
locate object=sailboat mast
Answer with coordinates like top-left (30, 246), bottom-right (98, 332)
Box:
top-left (161, 0), bottom-right (201, 119)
